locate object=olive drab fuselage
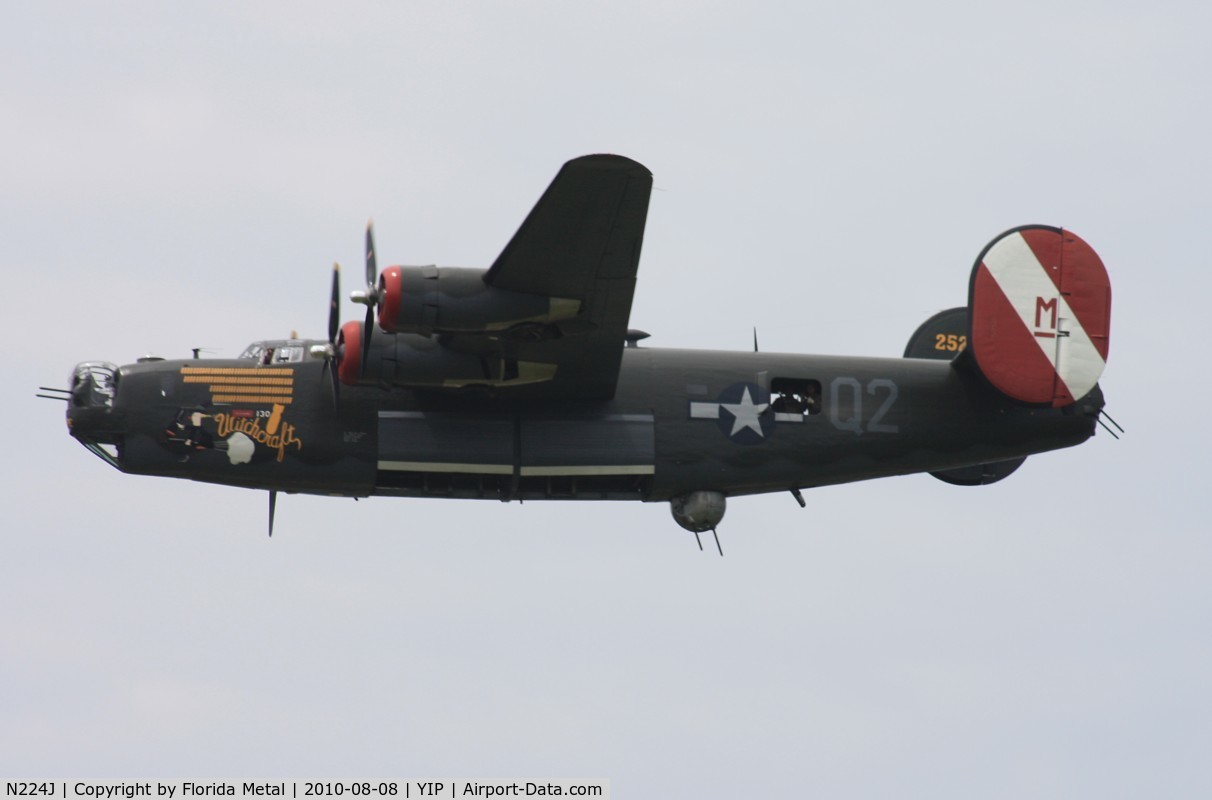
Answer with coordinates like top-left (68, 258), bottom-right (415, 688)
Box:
top-left (68, 343), bottom-right (1102, 504)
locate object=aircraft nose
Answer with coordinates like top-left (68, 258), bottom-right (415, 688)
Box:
top-left (66, 362), bottom-right (125, 467)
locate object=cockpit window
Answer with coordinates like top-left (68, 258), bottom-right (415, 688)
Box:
top-left (239, 344), bottom-right (265, 361)
top-left (272, 346), bottom-right (304, 363)
top-left (239, 343), bottom-right (304, 364)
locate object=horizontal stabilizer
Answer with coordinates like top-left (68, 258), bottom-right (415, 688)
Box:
top-left (969, 226), bottom-right (1110, 407)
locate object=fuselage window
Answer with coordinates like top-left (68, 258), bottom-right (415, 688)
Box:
top-left (272, 346), bottom-right (304, 363)
top-left (771, 378), bottom-right (822, 416)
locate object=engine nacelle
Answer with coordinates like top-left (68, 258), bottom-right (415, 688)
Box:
top-left (377, 265), bottom-right (580, 337)
top-left (337, 320), bottom-right (558, 390)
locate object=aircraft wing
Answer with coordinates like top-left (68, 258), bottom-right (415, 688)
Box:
top-left (479, 154), bottom-right (653, 400)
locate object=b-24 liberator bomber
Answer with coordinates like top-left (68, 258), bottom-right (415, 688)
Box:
top-left (47, 155), bottom-right (1115, 552)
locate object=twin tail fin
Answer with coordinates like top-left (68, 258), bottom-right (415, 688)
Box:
top-left (902, 226), bottom-right (1111, 485)
top-left (968, 225), bottom-right (1110, 407)
top-left (907, 225), bottom-right (1111, 408)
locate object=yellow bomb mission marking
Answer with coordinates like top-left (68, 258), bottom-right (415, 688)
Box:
top-left (180, 366), bottom-right (295, 405)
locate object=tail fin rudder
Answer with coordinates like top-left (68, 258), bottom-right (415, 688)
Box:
top-left (968, 225), bottom-right (1111, 407)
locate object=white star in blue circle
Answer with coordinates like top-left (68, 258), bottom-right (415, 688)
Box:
top-left (715, 382), bottom-right (774, 444)
top-left (720, 387), bottom-right (769, 437)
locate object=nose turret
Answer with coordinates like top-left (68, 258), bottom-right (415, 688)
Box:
top-left (66, 361), bottom-right (124, 467)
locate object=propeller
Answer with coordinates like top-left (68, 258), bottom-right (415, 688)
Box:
top-left (350, 220), bottom-right (381, 373)
top-left (329, 261), bottom-right (341, 345)
top-left (326, 263), bottom-right (341, 405)
top-left (312, 263), bottom-right (342, 406)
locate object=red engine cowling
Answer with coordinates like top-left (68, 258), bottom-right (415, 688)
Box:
top-left (377, 266), bottom-right (404, 333)
top-left (336, 320), bottom-right (363, 386)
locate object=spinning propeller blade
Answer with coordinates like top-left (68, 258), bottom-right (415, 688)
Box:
top-left (361, 221), bottom-right (378, 370)
top-left (324, 263), bottom-right (341, 406)
top-left (329, 262), bottom-right (341, 345)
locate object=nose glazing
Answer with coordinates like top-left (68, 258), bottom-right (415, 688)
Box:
top-left (66, 362), bottom-right (125, 467)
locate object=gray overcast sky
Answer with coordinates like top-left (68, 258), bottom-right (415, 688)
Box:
top-left (3, 2), bottom-right (1208, 797)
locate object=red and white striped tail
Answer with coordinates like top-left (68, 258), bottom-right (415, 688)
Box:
top-left (969, 226), bottom-right (1111, 407)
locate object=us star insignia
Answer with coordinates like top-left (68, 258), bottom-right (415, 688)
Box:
top-left (688, 381), bottom-right (786, 444)
top-left (720, 387), bottom-right (768, 437)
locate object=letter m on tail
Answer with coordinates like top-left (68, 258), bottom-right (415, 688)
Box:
top-left (1034, 296), bottom-right (1058, 337)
